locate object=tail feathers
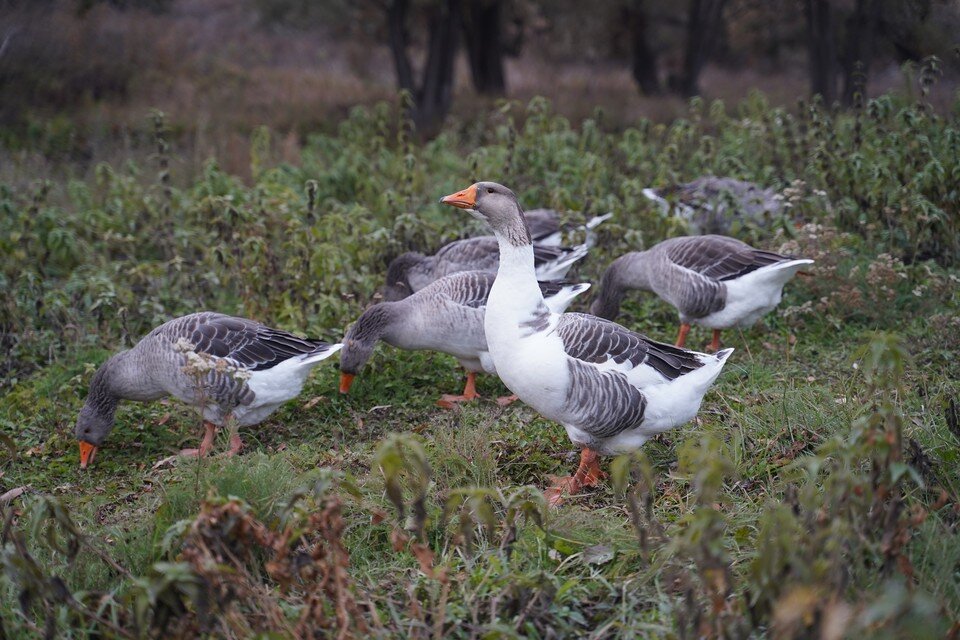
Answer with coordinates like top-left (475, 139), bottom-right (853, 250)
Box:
top-left (584, 212), bottom-right (613, 230)
top-left (536, 243), bottom-right (590, 279)
top-left (753, 258), bottom-right (814, 286)
top-left (300, 342), bottom-right (343, 365)
top-left (715, 347), bottom-right (735, 362)
top-left (542, 281), bottom-right (591, 314)
top-left (642, 188), bottom-right (669, 210)
top-left (582, 212), bottom-right (613, 249)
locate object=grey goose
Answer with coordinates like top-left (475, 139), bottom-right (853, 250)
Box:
top-left (339, 270), bottom-right (589, 407)
top-left (75, 312), bottom-right (341, 468)
top-left (383, 235), bottom-right (589, 302)
top-left (643, 176), bottom-right (783, 235)
top-left (440, 182), bottom-right (732, 506)
top-left (590, 235), bottom-right (813, 352)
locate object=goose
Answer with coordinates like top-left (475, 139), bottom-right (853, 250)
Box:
top-left (339, 270), bottom-right (590, 408)
top-left (440, 182), bottom-right (733, 505)
top-left (643, 176), bottom-right (782, 235)
top-left (383, 235), bottom-right (589, 301)
top-left (589, 235), bottom-right (814, 352)
top-left (75, 312), bottom-right (341, 468)
top-left (524, 208), bottom-right (613, 247)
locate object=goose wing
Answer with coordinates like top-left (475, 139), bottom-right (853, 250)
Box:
top-left (163, 313), bottom-right (329, 371)
top-left (434, 237), bottom-right (501, 273)
top-left (524, 208), bottom-right (560, 243)
top-left (556, 313), bottom-right (703, 380)
top-left (553, 313), bottom-right (706, 439)
top-left (432, 271), bottom-right (495, 309)
top-left (664, 235), bottom-right (791, 282)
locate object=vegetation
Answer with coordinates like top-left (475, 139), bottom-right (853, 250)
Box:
top-left (1, 91), bottom-right (959, 637)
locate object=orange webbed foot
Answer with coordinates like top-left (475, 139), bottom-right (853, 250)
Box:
top-left (496, 394), bottom-right (519, 407)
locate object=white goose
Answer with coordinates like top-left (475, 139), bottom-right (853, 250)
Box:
top-left (75, 312), bottom-right (341, 468)
top-left (590, 235), bottom-right (813, 351)
top-left (339, 270), bottom-right (589, 407)
top-left (440, 182), bottom-right (733, 505)
top-left (383, 235), bottom-right (589, 301)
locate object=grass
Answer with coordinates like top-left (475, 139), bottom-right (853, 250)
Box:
top-left (1, 93), bottom-right (959, 637)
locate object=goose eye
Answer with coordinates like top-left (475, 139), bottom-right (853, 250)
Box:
top-left (486, 188), bottom-right (494, 194)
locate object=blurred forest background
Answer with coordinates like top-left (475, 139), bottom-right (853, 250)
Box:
top-left (1, 0), bottom-right (958, 180)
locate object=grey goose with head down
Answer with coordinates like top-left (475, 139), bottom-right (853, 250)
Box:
top-left (340, 270), bottom-right (590, 407)
top-left (440, 181), bottom-right (732, 506)
top-left (75, 312), bottom-right (341, 468)
top-left (590, 234), bottom-right (813, 351)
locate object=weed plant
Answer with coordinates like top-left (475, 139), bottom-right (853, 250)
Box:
top-left (0, 90), bottom-right (958, 637)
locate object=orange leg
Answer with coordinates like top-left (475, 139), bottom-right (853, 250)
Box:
top-left (496, 394), bottom-right (519, 406)
top-left (180, 420), bottom-right (217, 458)
top-left (437, 371), bottom-right (482, 409)
top-left (226, 430), bottom-right (244, 456)
top-left (544, 447), bottom-right (606, 507)
top-left (706, 330), bottom-right (722, 353)
top-left (675, 323), bottom-right (691, 348)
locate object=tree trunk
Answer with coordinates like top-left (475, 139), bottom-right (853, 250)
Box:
top-left (805, 0), bottom-right (837, 103)
top-left (677, 0), bottom-right (726, 97)
top-left (386, 0), bottom-right (461, 137)
top-left (416, 0), bottom-right (460, 134)
top-left (629, 0), bottom-right (660, 95)
top-left (387, 0), bottom-right (415, 93)
top-left (462, 0), bottom-right (506, 95)
top-left (841, 0), bottom-right (879, 106)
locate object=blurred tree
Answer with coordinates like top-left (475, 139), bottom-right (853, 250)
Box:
top-left (675, 0), bottom-right (727, 96)
top-left (387, 0), bottom-right (461, 135)
top-left (841, 0), bottom-right (880, 105)
top-left (627, 0), bottom-right (661, 95)
top-left (804, 0), bottom-right (934, 105)
top-left (804, 0), bottom-right (837, 102)
top-left (461, 0), bottom-right (507, 95)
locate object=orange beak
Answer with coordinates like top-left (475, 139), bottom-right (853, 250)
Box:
top-left (79, 441), bottom-right (98, 469)
top-left (339, 372), bottom-right (355, 394)
top-left (439, 184), bottom-right (478, 209)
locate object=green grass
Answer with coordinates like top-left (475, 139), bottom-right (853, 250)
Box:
top-left (1, 94), bottom-right (959, 637)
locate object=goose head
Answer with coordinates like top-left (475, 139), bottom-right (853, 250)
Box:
top-left (440, 182), bottom-right (530, 244)
top-left (383, 252), bottom-right (425, 301)
top-left (74, 366), bottom-right (119, 469)
top-left (338, 303), bottom-right (397, 394)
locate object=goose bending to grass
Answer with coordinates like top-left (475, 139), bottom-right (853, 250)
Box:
top-left (340, 270), bottom-right (590, 408)
top-left (440, 182), bottom-right (732, 506)
top-left (383, 235), bottom-right (589, 301)
top-left (524, 208), bottom-right (613, 247)
top-left (75, 312), bottom-right (341, 468)
top-left (643, 176), bottom-right (782, 235)
top-left (590, 235), bottom-right (814, 352)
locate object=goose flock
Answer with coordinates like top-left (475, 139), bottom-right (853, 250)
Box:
top-left (75, 178), bottom-right (811, 505)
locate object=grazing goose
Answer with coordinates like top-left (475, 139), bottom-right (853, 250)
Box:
top-left (340, 270), bottom-right (590, 408)
top-left (75, 312), bottom-right (341, 468)
top-left (643, 176), bottom-right (782, 235)
top-left (440, 182), bottom-right (732, 505)
top-left (383, 235), bottom-right (589, 301)
top-left (590, 235), bottom-right (814, 352)
top-left (524, 208), bottom-right (613, 247)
